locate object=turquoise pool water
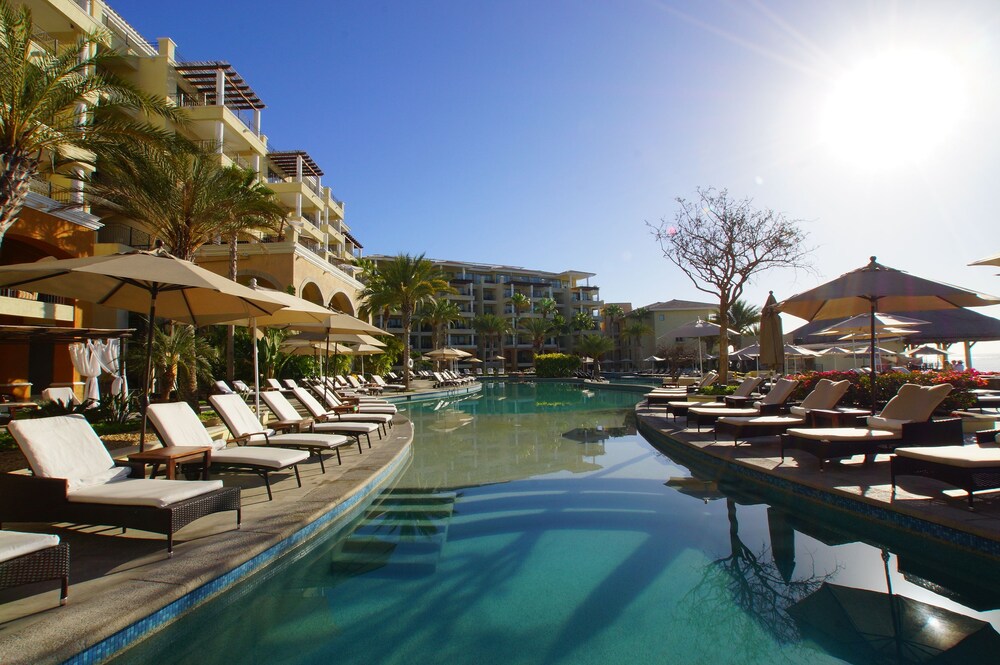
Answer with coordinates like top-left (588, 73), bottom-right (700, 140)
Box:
top-left (111, 382), bottom-right (1000, 664)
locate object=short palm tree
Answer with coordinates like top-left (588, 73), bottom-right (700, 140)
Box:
top-left (359, 254), bottom-right (454, 390)
top-left (537, 297), bottom-right (558, 320)
top-left (140, 323), bottom-right (219, 401)
top-left (571, 310), bottom-right (595, 335)
top-left (521, 317), bottom-right (554, 356)
top-left (472, 314), bottom-right (511, 362)
top-left (419, 298), bottom-right (462, 351)
top-left (621, 320), bottom-right (653, 365)
top-left (575, 333), bottom-right (615, 379)
top-left (0, 2), bottom-right (181, 249)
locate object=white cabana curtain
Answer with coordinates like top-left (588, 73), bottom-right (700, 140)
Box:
top-left (69, 342), bottom-right (102, 403)
top-left (92, 339), bottom-right (127, 396)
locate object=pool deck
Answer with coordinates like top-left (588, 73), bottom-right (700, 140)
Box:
top-left (0, 408), bottom-right (421, 664)
top-left (635, 402), bottom-right (1000, 554)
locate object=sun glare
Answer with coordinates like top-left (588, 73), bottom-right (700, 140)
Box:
top-left (821, 49), bottom-right (967, 172)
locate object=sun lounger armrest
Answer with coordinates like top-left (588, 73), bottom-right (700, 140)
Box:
top-left (975, 428), bottom-right (1000, 444)
top-left (270, 419), bottom-right (306, 434)
top-left (0, 473), bottom-right (70, 522)
top-left (756, 402), bottom-right (788, 416)
top-left (899, 418), bottom-right (963, 447)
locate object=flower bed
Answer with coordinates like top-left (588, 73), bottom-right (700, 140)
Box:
top-left (785, 369), bottom-right (986, 412)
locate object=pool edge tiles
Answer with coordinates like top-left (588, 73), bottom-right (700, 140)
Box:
top-left (635, 413), bottom-right (1000, 559)
top-left (65, 443), bottom-right (414, 665)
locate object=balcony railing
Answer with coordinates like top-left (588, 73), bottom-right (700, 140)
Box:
top-left (0, 288), bottom-right (72, 306)
top-left (101, 6), bottom-right (157, 57)
top-left (28, 178), bottom-right (74, 203)
top-left (97, 223), bottom-right (152, 249)
top-left (168, 92), bottom-right (259, 136)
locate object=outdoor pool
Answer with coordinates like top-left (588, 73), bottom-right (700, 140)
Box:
top-left (110, 381), bottom-right (1000, 664)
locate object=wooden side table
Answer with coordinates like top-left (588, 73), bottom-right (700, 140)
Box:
top-left (128, 446), bottom-right (212, 480)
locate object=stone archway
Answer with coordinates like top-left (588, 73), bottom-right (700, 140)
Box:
top-left (329, 291), bottom-right (355, 315)
top-left (300, 281), bottom-right (324, 305)
top-left (235, 271), bottom-right (280, 291)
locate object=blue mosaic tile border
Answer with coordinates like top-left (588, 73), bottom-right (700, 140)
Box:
top-left (637, 418), bottom-right (1000, 558)
top-left (66, 445), bottom-right (413, 665)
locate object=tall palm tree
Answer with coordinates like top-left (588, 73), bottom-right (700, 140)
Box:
top-left (603, 304), bottom-right (625, 364)
top-left (710, 298), bottom-right (762, 349)
top-left (507, 292), bottom-right (531, 367)
top-left (537, 297), bottom-right (558, 320)
top-left (359, 254), bottom-right (454, 390)
top-left (419, 298), bottom-right (462, 351)
top-left (521, 317), bottom-right (553, 357)
top-left (219, 167), bottom-right (286, 380)
top-left (0, 3), bottom-right (181, 249)
top-left (621, 320), bottom-right (653, 366)
top-left (571, 310), bottom-right (595, 335)
top-left (472, 313), bottom-right (511, 363)
top-left (575, 333), bottom-right (615, 379)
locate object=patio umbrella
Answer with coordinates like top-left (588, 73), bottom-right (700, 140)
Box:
top-left (0, 247), bottom-right (285, 448)
top-left (969, 252), bottom-right (1000, 268)
top-left (425, 347), bottom-right (472, 360)
top-left (777, 256), bottom-right (1000, 411)
top-left (758, 292), bottom-right (784, 374)
top-left (907, 344), bottom-right (949, 357)
top-left (662, 319), bottom-right (735, 375)
top-left (815, 312), bottom-right (929, 336)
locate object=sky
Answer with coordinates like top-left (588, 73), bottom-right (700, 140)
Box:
top-left (112, 0), bottom-right (1000, 364)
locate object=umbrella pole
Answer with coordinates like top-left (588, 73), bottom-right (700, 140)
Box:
top-left (323, 328), bottom-right (331, 403)
top-left (869, 299), bottom-right (878, 413)
top-left (252, 319), bottom-right (262, 424)
top-left (139, 287), bottom-right (158, 452)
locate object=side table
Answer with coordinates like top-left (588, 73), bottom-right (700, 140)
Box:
top-left (128, 446), bottom-right (212, 480)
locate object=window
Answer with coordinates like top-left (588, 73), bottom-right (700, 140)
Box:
top-left (658, 314), bottom-right (664, 321)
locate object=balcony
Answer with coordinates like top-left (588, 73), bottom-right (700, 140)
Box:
top-left (96, 222), bottom-right (152, 250)
top-left (0, 289), bottom-right (75, 322)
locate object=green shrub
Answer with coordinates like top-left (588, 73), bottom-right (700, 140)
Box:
top-left (700, 384), bottom-right (736, 396)
top-left (534, 353), bottom-right (581, 378)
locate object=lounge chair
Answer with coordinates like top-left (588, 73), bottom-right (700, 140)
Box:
top-left (371, 375), bottom-right (405, 392)
top-left (687, 378), bottom-right (800, 431)
top-left (715, 379), bottom-right (851, 444)
top-left (664, 376), bottom-right (764, 420)
top-left (259, 390), bottom-right (380, 448)
top-left (231, 380), bottom-right (253, 399)
top-left (1, 415), bottom-right (240, 555)
top-left (891, 428), bottom-right (1000, 508)
top-left (290, 387), bottom-right (394, 434)
top-left (780, 383), bottom-right (961, 469)
top-left (0, 531), bottom-right (69, 607)
top-left (213, 380), bottom-right (235, 395)
top-left (311, 385), bottom-right (398, 416)
top-left (645, 372), bottom-right (718, 406)
top-left (209, 393), bottom-right (361, 467)
top-left (41, 387), bottom-right (80, 408)
top-left (147, 402), bottom-right (309, 501)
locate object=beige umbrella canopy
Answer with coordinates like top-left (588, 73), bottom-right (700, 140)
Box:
top-left (814, 312), bottom-right (928, 337)
top-left (0, 248), bottom-right (286, 448)
top-left (778, 256), bottom-right (1000, 411)
top-left (425, 347), bottom-right (472, 360)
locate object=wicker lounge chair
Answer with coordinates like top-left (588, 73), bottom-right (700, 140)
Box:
top-left (260, 390), bottom-right (380, 448)
top-left (687, 378), bottom-right (800, 431)
top-left (208, 393), bottom-right (360, 467)
top-left (715, 379), bottom-right (851, 444)
top-left (1, 415), bottom-right (240, 555)
top-left (780, 383), bottom-right (960, 469)
top-left (147, 402), bottom-right (309, 501)
top-left (891, 428), bottom-right (1000, 507)
top-left (664, 376), bottom-right (764, 421)
top-left (0, 531), bottom-right (68, 606)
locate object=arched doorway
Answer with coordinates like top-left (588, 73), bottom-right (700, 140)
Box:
top-left (329, 292), bottom-right (355, 315)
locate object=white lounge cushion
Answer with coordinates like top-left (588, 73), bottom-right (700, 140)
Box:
top-left (895, 444), bottom-right (1000, 468)
top-left (717, 415), bottom-right (804, 427)
top-left (355, 405), bottom-right (397, 415)
top-left (789, 405), bottom-right (808, 417)
top-left (212, 447), bottom-right (308, 468)
top-left (68, 478), bottom-right (224, 508)
top-left (689, 407), bottom-right (758, 418)
top-left (797, 379), bottom-right (851, 412)
top-left (312, 422), bottom-right (379, 434)
top-left (210, 393), bottom-right (272, 439)
top-left (866, 416), bottom-right (911, 432)
top-left (8, 414), bottom-right (123, 491)
top-left (667, 400), bottom-right (705, 408)
top-left (879, 383), bottom-right (953, 422)
top-left (0, 531), bottom-right (60, 563)
top-left (246, 432), bottom-right (350, 448)
top-left (333, 413), bottom-right (393, 424)
top-left (147, 402), bottom-right (223, 451)
top-left (785, 427), bottom-right (900, 441)
top-left (258, 391), bottom-right (305, 422)
top-left (760, 378), bottom-right (799, 406)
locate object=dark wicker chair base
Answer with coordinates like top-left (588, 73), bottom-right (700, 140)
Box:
top-left (0, 542), bottom-right (69, 606)
top-left (891, 455), bottom-right (1000, 508)
top-left (0, 474), bottom-right (241, 555)
top-left (780, 419), bottom-right (963, 470)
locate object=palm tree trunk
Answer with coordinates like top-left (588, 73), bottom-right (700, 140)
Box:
top-left (0, 152), bottom-right (38, 250)
top-left (718, 297), bottom-right (731, 383)
top-left (401, 307), bottom-right (412, 391)
top-left (226, 234), bottom-right (238, 381)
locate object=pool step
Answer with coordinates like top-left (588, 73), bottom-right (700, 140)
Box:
top-left (330, 490), bottom-right (458, 579)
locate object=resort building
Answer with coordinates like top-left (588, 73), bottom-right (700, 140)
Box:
top-left (0, 0), bottom-right (369, 395)
top-left (367, 256), bottom-right (602, 369)
top-left (628, 299), bottom-right (718, 363)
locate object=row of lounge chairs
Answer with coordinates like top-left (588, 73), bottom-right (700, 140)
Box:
top-left (652, 378), bottom-right (1000, 506)
top-left (0, 377), bottom-right (404, 609)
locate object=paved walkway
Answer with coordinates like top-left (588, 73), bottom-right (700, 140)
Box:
top-left (0, 415), bottom-right (413, 665)
top-left (635, 403), bottom-right (1000, 549)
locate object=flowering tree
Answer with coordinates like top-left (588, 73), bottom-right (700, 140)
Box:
top-left (649, 188), bottom-right (812, 381)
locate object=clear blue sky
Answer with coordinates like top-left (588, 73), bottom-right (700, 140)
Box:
top-left (112, 0), bottom-right (1000, 361)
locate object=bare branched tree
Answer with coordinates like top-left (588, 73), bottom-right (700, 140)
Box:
top-left (649, 188), bottom-right (812, 381)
